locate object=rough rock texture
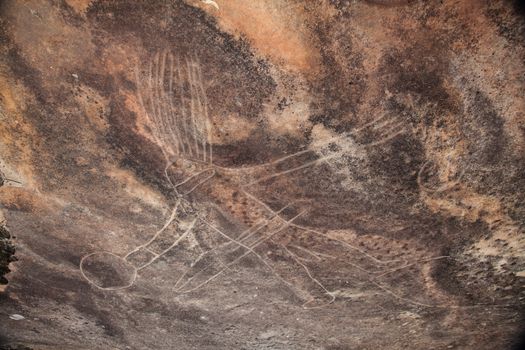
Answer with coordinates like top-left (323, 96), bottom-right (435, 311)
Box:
top-left (0, 221), bottom-right (16, 287)
top-left (0, 0), bottom-right (524, 349)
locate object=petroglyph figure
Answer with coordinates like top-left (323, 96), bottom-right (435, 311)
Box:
top-left (79, 51), bottom-right (514, 310)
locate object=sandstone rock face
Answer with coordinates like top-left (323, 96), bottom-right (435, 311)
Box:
top-left (0, 1), bottom-right (524, 349)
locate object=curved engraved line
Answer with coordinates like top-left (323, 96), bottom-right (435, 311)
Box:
top-left (417, 159), bottom-right (463, 194)
top-left (237, 176), bottom-right (490, 309)
top-left (94, 54), bottom-right (519, 309)
top-left (124, 200), bottom-right (181, 259)
top-left (211, 116), bottom-right (405, 176)
top-left (282, 245), bottom-right (336, 310)
top-left (79, 251), bottom-right (137, 291)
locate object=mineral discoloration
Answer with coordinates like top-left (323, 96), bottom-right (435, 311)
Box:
top-left (0, 0), bottom-right (524, 349)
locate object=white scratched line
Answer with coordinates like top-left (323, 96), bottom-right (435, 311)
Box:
top-left (282, 245), bottom-right (335, 309)
top-left (165, 52), bottom-right (183, 155)
top-left (124, 201), bottom-right (181, 259)
top-left (194, 59), bottom-right (213, 165)
top-left (186, 57), bottom-right (201, 160)
top-left (137, 218), bottom-right (197, 271)
top-left (244, 154), bottom-right (338, 187)
top-left (175, 211), bottom-right (305, 293)
top-left (189, 59), bottom-right (207, 163)
top-left (134, 64), bottom-right (169, 162)
top-left (177, 59), bottom-right (193, 158)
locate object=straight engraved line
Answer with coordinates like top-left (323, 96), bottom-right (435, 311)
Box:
top-left (177, 58), bottom-right (193, 157)
top-left (134, 64), bottom-right (169, 161)
top-left (124, 201), bottom-right (181, 259)
top-left (174, 168), bottom-right (213, 188)
top-left (182, 170), bottom-right (216, 195)
top-left (194, 59), bottom-right (213, 165)
top-left (152, 51), bottom-right (166, 146)
top-left (289, 223), bottom-right (403, 265)
top-left (137, 218), bottom-right (197, 270)
top-left (244, 154), bottom-right (338, 186)
top-left (288, 244), bottom-right (322, 261)
top-left (213, 115), bottom-right (404, 175)
top-left (165, 52), bottom-right (182, 155)
top-left (282, 245), bottom-right (335, 308)
top-left (159, 56), bottom-right (180, 155)
top-left (170, 53), bottom-right (187, 155)
top-left (186, 57), bottom-right (201, 159)
top-left (189, 58), bottom-right (207, 162)
top-left (177, 202), bottom-right (293, 285)
top-left (365, 128), bottom-right (406, 147)
top-left (172, 218), bottom-right (274, 290)
top-left (238, 190), bottom-right (403, 269)
top-left (176, 211), bottom-right (305, 293)
top-left (145, 247), bottom-right (159, 256)
top-left (148, 53), bottom-right (166, 148)
top-left (236, 203), bottom-right (292, 242)
top-left (157, 50), bottom-right (174, 152)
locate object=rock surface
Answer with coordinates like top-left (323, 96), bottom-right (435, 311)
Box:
top-left (0, 0), bottom-right (524, 349)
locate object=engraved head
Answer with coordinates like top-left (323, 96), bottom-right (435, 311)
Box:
top-left (80, 252), bottom-right (137, 290)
